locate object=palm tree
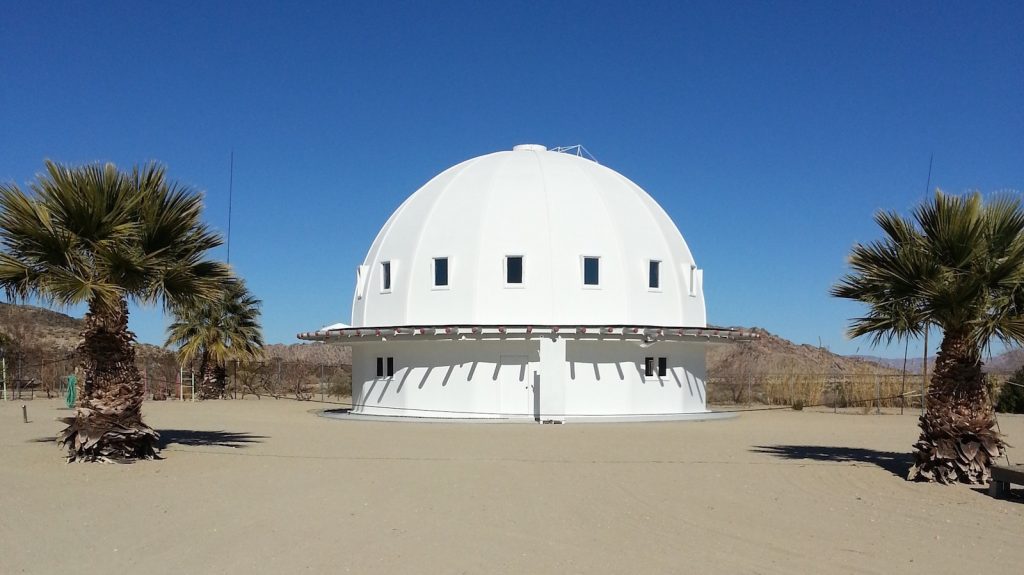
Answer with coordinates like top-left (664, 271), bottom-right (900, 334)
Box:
top-left (166, 279), bottom-right (264, 399)
top-left (832, 190), bottom-right (1024, 484)
top-left (0, 161), bottom-right (230, 461)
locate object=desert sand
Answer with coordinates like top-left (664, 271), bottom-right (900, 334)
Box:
top-left (1, 398), bottom-right (1021, 574)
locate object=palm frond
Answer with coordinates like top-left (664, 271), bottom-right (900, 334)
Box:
top-left (834, 188), bottom-right (1024, 353)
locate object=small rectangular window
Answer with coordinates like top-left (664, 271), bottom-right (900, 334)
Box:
top-left (649, 260), bottom-right (660, 289)
top-left (689, 265), bottom-right (697, 296)
top-left (644, 357), bottom-right (654, 377)
top-left (583, 256), bottom-right (600, 286)
top-left (506, 256), bottom-right (523, 285)
top-left (658, 357), bottom-right (667, 377)
top-left (376, 357), bottom-right (384, 377)
top-left (386, 357), bottom-right (394, 377)
top-left (434, 257), bottom-right (449, 287)
top-left (381, 261), bottom-right (391, 291)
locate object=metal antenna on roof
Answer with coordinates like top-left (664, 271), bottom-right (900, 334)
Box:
top-left (550, 145), bottom-right (599, 164)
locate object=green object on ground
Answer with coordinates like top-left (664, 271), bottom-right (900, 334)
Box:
top-left (65, 375), bottom-right (76, 408)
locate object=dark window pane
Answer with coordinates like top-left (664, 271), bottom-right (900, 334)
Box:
top-left (658, 357), bottom-right (667, 377)
top-left (386, 357), bottom-right (394, 377)
top-left (644, 357), bottom-right (654, 377)
top-left (434, 258), bottom-right (448, 286)
top-left (507, 256), bottom-right (523, 284)
top-left (382, 261), bottom-right (391, 290)
top-left (649, 260), bottom-right (660, 289)
top-left (584, 257), bottom-right (599, 285)
top-left (376, 357), bottom-right (384, 377)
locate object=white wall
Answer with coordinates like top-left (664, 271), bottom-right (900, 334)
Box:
top-left (350, 338), bottom-right (709, 419)
top-left (352, 340), bottom-right (539, 418)
top-left (564, 340), bottom-right (707, 415)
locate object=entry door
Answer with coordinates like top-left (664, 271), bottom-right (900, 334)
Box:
top-left (498, 355), bottom-right (531, 417)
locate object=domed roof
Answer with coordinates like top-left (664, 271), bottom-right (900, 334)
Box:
top-left (350, 145), bottom-right (706, 327)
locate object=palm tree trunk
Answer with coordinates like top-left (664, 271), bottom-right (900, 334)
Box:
top-left (908, 330), bottom-right (1003, 484)
top-left (196, 353), bottom-right (221, 399)
top-left (214, 363), bottom-right (228, 398)
top-left (57, 298), bottom-right (158, 462)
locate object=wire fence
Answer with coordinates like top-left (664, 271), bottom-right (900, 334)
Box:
top-left (707, 372), bottom-right (924, 411)
top-left (0, 351), bottom-right (351, 403)
top-left (0, 349), bottom-right (1013, 416)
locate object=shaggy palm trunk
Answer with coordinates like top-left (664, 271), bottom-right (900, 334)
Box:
top-left (57, 298), bottom-right (158, 462)
top-left (214, 364), bottom-right (228, 397)
top-left (908, 331), bottom-right (1004, 484)
top-left (196, 353), bottom-right (225, 400)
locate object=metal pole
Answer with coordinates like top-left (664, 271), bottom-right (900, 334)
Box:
top-left (921, 329), bottom-right (928, 416)
top-left (320, 363), bottom-right (325, 402)
top-left (179, 364), bottom-right (184, 401)
top-left (875, 373), bottom-right (881, 415)
top-left (900, 339), bottom-right (908, 415)
top-left (191, 369), bottom-right (195, 402)
top-left (2, 357), bottom-right (6, 401)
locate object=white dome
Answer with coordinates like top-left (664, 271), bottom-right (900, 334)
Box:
top-left (351, 145), bottom-right (706, 328)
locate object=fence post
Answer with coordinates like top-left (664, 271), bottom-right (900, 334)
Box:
top-left (320, 363), bottom-right (325, 402)
top-left (875, 373), bottom-right (881, 415)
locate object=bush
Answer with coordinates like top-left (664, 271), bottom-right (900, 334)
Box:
top-left (996, 367), bottom-right (1024, 414)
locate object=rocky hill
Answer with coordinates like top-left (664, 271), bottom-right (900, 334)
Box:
top-left (0, 302), bottom-right (349, 365)
top-left (707, 327), bottom-right (900, 376)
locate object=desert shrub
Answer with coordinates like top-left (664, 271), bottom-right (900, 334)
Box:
top-left (327, 369), bottom-right (352, 398)
top-left (996, 367), bottom-right (1024, 414)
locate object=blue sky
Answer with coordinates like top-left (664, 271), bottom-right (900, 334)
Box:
top-left (1, 2), bottom-right (1021, 357)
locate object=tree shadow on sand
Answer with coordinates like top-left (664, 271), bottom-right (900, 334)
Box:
top-left (157, 429), bottom-right (266, 449)
top-left (752, 445), bottom-right (912, 478)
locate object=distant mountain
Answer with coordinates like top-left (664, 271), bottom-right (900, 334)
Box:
top-left (0, 302), bottom-right (350, 365)
top-left (0, 302), bottom-right (82, 351)
top-left (708, 327), bottom-right (900, 376)
top-left (852, 349), bottom-right (1023, 375)
top-left (849, 355), bottom-right (932, 374)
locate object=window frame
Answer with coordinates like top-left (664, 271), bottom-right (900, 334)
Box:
top-left (657, 357), bottom-right (667, 377)
top-left (644, 357), bottom-right (655, 377)
top-left (432, 257), bottom-right (450, 289)
top-left (381, 261), bottom-right (392, 293)
top-left (376, 357), bottom-right (395, 378)
top-left (648, 259), bottom-right (661, 291)
top-left (582, 255), bottom-right (601, 288)
top-left (504, 255), bottom-right (525, 287)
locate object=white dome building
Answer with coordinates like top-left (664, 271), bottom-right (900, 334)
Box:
top-left (300, 145), bottom-right (749, 421)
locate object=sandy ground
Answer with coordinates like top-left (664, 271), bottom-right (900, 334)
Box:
top-left (1, 398), bottom-right (1022, 575)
